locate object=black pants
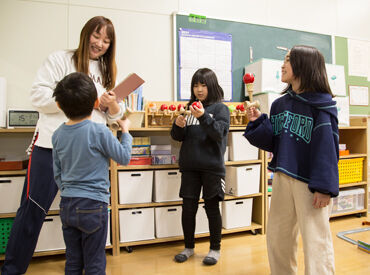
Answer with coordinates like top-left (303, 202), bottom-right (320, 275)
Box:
top-left (1, 146), bottom-right (58, 275)
top-left (182, 196), bottom-right (222, 250)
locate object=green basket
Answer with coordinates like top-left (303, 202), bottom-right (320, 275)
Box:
top-left (0, 218), bottom-right (14, 254)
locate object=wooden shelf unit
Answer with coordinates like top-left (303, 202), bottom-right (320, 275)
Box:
top-left (110, 126), bottom-right (266, 255)
top-left (1, 123), bottom-right (268, 258)
top-left (1, 116), bottom-right (367, 259)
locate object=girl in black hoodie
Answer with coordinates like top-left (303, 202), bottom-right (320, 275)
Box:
top-left (171, 68), bottom-right (230, 265)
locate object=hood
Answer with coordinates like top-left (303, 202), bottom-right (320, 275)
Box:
top-left (286, 89), bottom-right (338, 118)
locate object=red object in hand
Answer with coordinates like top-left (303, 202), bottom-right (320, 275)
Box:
top-left (169, 104), bottom-right (176, 111)
top-left (160, 104), bottom-right (168, 111)
top-left (191, 101), bottom-right (202, 109)
top-left (237, 104), bottom-right (245, 112)
top-left (177, 103), bottom-right (185, 111)
top-left (243, 73), bottom-right (255, 84)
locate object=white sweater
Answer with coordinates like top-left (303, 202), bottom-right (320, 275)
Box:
top-left (30, 50), bottom-right (124, 148)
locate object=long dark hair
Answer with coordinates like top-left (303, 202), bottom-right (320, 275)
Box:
top-left (72, 16), bottom-right (117, 90)
top-left (283, 45), bottom-right (334, 97)
top-left (188, 68), bottom-right (224, 107)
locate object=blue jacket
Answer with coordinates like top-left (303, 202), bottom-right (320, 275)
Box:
top-left (244, 89), bottom-right (339, 197)
top-left (52, 120), bottom-right (132, 203)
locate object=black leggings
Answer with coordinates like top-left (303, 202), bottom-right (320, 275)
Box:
top-left (182, 196), bottom-right (222, 250)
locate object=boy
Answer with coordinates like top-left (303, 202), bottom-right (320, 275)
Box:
top-left (52, 72), bottom-right (132, 274)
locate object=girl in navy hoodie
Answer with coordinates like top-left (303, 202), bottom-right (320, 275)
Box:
top-left (244, 45), bottom-right (339, 275)
top-left (171, 68), bottom-right (230, 265)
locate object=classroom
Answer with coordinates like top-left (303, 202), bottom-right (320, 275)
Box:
top-left (0, 0), bottom-right (369, 274)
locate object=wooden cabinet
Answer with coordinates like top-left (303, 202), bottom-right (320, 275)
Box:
top-left (1, 124), bottom-right (267, 257)
top-left (110, 126), bottom-right (266, 255)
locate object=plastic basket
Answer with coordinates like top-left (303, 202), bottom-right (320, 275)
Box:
top-left (338, 158), bottom-right (364, 184)
top-left (1, 218), bottom-right (14, 254)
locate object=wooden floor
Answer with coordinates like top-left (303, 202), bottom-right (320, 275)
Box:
top-left (2, 216), bottom-right (369, 275)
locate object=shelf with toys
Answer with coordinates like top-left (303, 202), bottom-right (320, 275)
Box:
top-left (108, 100), bottom-right (267, 254)
top-left (1, 98), bottom-right (267, 258)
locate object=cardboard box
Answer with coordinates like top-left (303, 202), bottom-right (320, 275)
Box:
top-left (222, 199), bottom-right (253, 229)
top-left (253, 92), bottom-right (282, 114)
top-left (228, 131), bottom-right (258, 161)
top-left (119, 208), bottom-right (155, 242)
top-left (226, 164), bottom-right (261, 196)
top-left (153, 169), bottom-right (181, 202)
top-left (244, 59), bottom-right (286, 94)
top-left (118, 171), bottom-right (153, 204)
top-left (155, 206), bottom-right (182, 238)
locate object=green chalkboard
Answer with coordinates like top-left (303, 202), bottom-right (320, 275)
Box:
top-left (335, 36), bottom-right (370, 115)
top-left (176, 14), bottom-right (332, 102)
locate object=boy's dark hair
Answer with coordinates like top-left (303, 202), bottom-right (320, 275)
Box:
top-left (283, 45), bottom-right (334, 97)
top-left (53, 72), bottom-right (97, 120)
top-left (189, 68), bottom-right (224, 107)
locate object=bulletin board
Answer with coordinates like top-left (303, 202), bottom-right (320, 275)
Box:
top-left (175, 14), bottom-right (332, 102)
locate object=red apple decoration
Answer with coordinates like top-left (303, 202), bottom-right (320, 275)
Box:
top-left (191, 101), bottom-right (202, 109)
top-left (160, 104), bottom-right (168, 111)
top-left (169, 104), bottom-right (176, 111)
top-left (243, 73), bottom-right (254, 84)
top-left (236, 104), bottom-right (245, 112)
top-left (177, 103), bottom-right (185, 111)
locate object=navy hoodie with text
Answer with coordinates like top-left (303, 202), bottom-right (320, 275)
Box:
top-left (244, 89), bottom-right (339, 197)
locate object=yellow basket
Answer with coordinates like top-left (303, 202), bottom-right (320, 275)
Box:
top-left (338, 158), bottom-right (364, 184)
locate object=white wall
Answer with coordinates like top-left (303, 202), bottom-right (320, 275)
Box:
top-left (0, 0), bottom-right (369, 110)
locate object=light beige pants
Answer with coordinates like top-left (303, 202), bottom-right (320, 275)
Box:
top-left (267, 172), bottom-right (335, 275)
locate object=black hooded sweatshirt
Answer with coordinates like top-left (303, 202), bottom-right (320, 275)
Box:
top-left (171, 102), bottom-right (230, 176)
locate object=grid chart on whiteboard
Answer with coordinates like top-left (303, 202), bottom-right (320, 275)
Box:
top-left (178, 28), bottom-right (232, 101)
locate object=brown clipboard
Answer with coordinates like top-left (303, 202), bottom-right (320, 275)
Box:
top-left (99, 73), bottom-right (145, 111)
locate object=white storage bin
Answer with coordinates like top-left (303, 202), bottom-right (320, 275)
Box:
top-left (153, 169), bottom-right (181, 202)
top-left (253, 92), bottom-right (282, 114)
top-left (225, 164), bottom-right (261, 196)
top-left (245, 58), bottom-right (286, 94)
top-left (195, 202), bottom-right (222, 234)
top-left (195, 203), bottom-right (208, 234)
top-left (222, 198), bottom-right (253, 229)
top-left (332, 188), bottom-right (365, 215)
top-left (118, 171), bottom-right (153, 204)
top-left (35, 215), bottom-right (65, 252)
top-left (49, 191), bottom-right (61, 211)
top-left (119, 208), bottom-right (155, 242)
top-left (0, 176), bottom-right (24, 213)
top-left (228, 131), bottom-right (259, 161)
top-left (155, 206), bottom-right (182, 238)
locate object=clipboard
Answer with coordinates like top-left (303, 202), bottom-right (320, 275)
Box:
top-left (99, 73), bottom-right (145, 111)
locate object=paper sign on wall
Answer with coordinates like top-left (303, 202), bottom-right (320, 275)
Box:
top-left (349, 86), bottom-right (369, 106)
top-left (326, 64), bottom-right (346, 97)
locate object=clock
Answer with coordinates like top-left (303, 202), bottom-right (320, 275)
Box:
top-left (7, 109), bottom-right (39, 128)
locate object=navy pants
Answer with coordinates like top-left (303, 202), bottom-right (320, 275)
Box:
top-left (60, 197), bottom-right (108, 275)
top-left (1, 146), bottom-right (58, 275)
